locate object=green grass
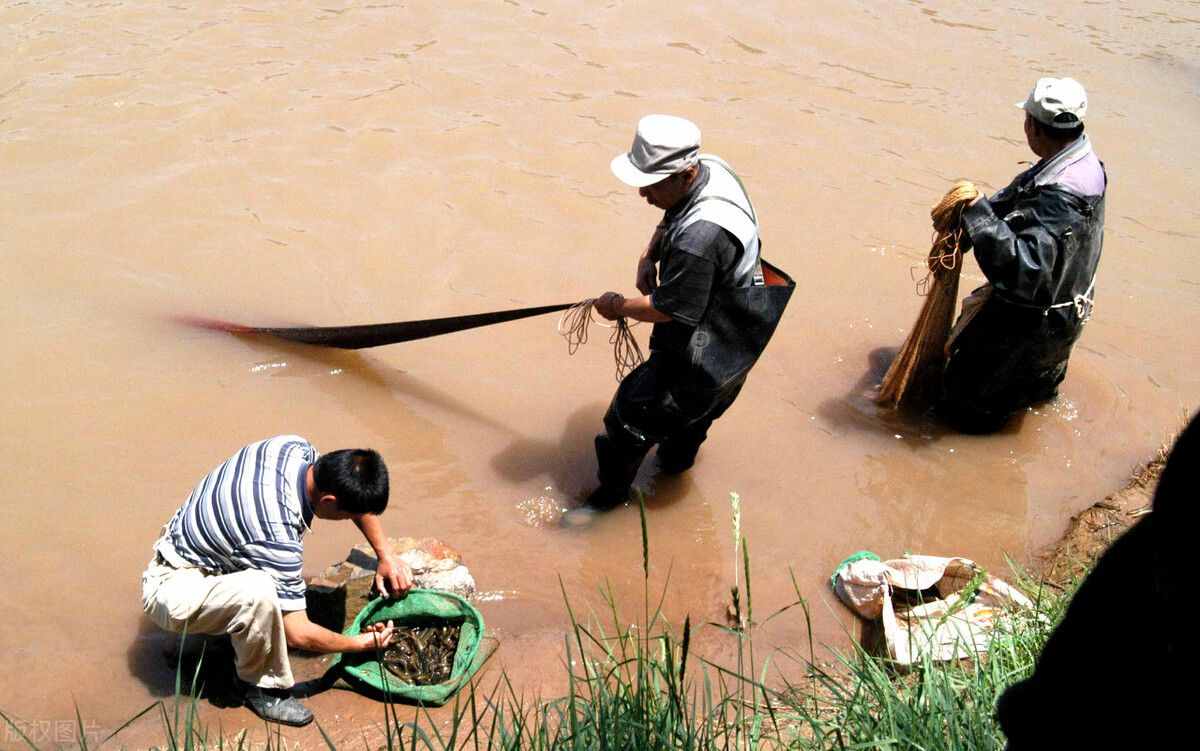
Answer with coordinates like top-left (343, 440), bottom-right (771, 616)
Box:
top-left (0, 495), bottom-right (1072, 750)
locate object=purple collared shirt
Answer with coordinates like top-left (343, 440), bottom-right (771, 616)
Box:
top-left (1034, 134), bottom-right (1105, 197)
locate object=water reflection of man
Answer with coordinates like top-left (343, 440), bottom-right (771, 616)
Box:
top-left (141, 436), bottom-right (413, 726)
top-left (941, 77), bottom-right (1106, 433)
top-left (588, 115), bottom-right (792, 507)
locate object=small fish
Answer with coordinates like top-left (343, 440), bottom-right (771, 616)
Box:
top-left (376, 621), bottom-right (462, 685)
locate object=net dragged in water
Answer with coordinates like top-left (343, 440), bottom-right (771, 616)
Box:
top-left (377, 620), bottom-right (462, 685)
top-left (875, 180), bottom-right (980, 409)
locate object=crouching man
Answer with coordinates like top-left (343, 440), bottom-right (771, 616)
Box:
top-left (141, 435), bottom-right (414, 726)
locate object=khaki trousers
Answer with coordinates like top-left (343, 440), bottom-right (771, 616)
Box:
top-left (141, 554), bottom-right (296, 689)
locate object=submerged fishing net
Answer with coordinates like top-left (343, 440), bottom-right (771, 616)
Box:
top-left (875, 181), bottom-right (980, 409)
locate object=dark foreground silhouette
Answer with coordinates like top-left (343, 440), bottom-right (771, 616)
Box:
top-left (997, 410), bottom-right (1196, 749)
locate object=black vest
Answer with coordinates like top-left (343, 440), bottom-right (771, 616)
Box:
top-left (648, 158), bottom-right (795, 390)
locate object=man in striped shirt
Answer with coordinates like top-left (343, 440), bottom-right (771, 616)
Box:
top-left (141, 435), bottom-right (412, 726)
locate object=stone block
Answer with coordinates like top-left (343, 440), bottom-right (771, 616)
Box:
top-left (305, 537), bottom-right (476, 632)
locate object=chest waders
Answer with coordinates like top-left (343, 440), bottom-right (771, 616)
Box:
top-left (592, 157), bottom-right (795, 505)
top-left (942, 181), bottom-right (1106, 434)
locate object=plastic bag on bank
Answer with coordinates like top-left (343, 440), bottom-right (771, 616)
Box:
top-left (831, 551), bottom-right (1034, 665)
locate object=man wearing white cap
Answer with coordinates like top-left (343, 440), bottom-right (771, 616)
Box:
top-left (588, 115), bottom-right (793, 507)
top-left (941, 77), bottom-right (1107, 432)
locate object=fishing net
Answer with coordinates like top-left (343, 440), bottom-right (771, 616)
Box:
top-left (558, 299), bottom-right (645, 381)
top-left (875, 181), bottom-right (980, 409)
top-left (330, 589), bottom-right (486, 705)
top-left (176, 304), bottom-right (574, 349)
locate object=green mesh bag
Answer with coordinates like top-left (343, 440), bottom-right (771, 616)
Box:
top-left (329, 589), bottom-right (486, 705)
top-left (829, 550), bottom-right (881, 589)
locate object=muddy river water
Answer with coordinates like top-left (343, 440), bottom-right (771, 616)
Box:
top-left (2, 0), bottom-right (1198, 746)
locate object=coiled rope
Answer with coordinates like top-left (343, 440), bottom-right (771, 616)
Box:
top-left (876, 180), bottom-right (980, 409)
top-left (912, 181), bottom-right (979, 295)
top-left (558, 299), bottom-right (645, 382)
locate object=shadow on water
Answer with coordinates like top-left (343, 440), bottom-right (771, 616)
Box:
top-left (237, 334), bottom-right (516, 437)
top-left (818, 346), bottom-right (1025, 443)
top-left (492, 401), bottom-right (699, 517)
top-left (491, 403), bottom-right (605, 501)
top-left (126, 617), bottom-right (241, 706)
top-left (640, 470), bottom-right (697, 510)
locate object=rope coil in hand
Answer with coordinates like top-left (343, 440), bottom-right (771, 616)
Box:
top-left (911, 181), bottom-right (979, 297)
top-left (558, 299), bottom-right (645, 382)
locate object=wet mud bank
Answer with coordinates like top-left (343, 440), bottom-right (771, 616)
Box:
top-left (1035, 437), bottom-right (1169, 586)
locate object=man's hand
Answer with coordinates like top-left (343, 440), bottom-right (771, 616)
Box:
top-left (374, 556), bottom-right (414, 598)
top-left (354, 514), bottom-right (412, 598)
top-left (595, 292), bottom-right (626, 321)
top-left (636, 256), bottom-right (658, 295)
top-left (356, 620), bottom-right (398, 652)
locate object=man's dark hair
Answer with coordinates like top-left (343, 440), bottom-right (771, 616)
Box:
top-left (1032, 114), bottom-right (1084, 143)
top-left (313, 449), bottom-right (389, 514)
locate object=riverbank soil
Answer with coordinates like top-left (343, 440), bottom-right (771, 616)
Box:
top-left (2, 1), bottom-right (1198, 748)
top-left (1037, 442), bottom-right (1167, 587)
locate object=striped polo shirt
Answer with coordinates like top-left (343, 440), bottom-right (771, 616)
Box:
top-left (158, 435), bottom-right (317, 611)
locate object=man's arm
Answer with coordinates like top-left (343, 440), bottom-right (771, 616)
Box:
top-left (353, 513), bottom-right (414, 597)
top-left (962, 197), bottom-right (1062, 302)
top-left (283, 610), bottom-right (397, 654)
top-left (595, 292), bottom-right (672, 323)
top-left (602, 221), bottom-right (727, 324)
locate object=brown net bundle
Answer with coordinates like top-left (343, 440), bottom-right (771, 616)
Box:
top-left (875, 181), bottom-right (980, 409)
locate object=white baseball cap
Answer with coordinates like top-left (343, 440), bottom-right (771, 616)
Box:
top-left (1017, 77), bottom-right (1088, 129)
top-left (610, 114), bottom-right (701, 188)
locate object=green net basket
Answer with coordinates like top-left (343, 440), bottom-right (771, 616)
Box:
top-left (330, 589), bottom-right (485, 705)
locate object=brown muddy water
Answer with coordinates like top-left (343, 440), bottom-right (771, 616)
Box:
top-left (2, 0), bottom-right (1198, 746)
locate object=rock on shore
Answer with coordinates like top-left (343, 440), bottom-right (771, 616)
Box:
top-left (305, 537), bottom-right (476, 632)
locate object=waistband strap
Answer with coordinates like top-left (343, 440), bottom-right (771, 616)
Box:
top-left (1043, 276), bottom-right (1096, 322)
top-left (996, 275), bottom-right (1097, 322)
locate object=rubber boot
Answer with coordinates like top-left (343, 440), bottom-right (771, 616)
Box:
top-left (590, 430), bottom-right (650, 509)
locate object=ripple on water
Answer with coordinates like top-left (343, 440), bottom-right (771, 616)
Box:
top-left (517, 488), bottom-right (567, 527)
top-left (1047, 397), bottom-right (1080, 422)
top-left (249, 360), bottom-right (287, 374)
top-left (667, 41), bottom-right (705, 56)
top-left (472, 590), bottom-right (518, 603)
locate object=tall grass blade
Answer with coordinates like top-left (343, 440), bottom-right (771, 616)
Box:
top-left (741, 537), bottom-right (752, 628)
top-left (313, 720), bottom-right (337, 750)
top-left (0, 708), bottom-right (40, 751)
top-left (679, 615), bottom-right (691, 690)
top-left (638, 490), bottom-right (649, 579)
top-left (74, 702), bottom-right (89, 751)
top-left (97, 701), bottom-right (159, 749)
top-left (157, 701), bottom-right (179, 751)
